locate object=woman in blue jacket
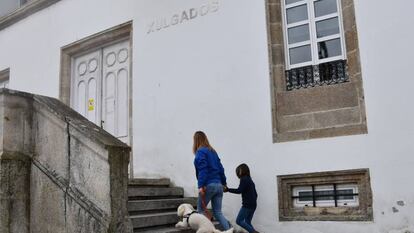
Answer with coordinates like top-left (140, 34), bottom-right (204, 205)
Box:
top-left (193, 131), bottom-right (231, 230)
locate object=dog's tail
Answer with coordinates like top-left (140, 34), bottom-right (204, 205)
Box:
top-left (214, 228), bottom-right (234, 233)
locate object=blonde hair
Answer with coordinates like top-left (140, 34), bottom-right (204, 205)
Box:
top-left (193, 131), bottom-right (215, 154)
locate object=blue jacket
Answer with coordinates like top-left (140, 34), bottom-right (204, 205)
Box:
top-left (228, 176), bottom-right (258, 209)
top-left (194, 147), bottom-right (227, 189)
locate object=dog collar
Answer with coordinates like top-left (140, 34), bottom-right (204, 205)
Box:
top-left (183, 211), bottom-right (198, 224)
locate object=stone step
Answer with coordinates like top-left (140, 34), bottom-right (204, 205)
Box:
top-left (134, 226), bottom-right (194, 233)
top-left (128, 197), bottom-right (197, 213)
top-left (129, 178), bottom-right (171, 187)
top-left (130, 211), bottom-right (178, 229)
top-left (127, 178), bottom-right (199, 231)
top-left (128, 187), bottom-right (184, 200)
top-left (134, 222), bottom-right (220, 233)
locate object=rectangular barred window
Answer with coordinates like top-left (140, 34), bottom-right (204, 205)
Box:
top-left (0, 68), bottom-right (10, 88)
top-left (282, 0), bottom-right (348, 90)
top-left (292, 184), bottom-right (359, 207)
top-left (277, 169), bottom-right (373, 221)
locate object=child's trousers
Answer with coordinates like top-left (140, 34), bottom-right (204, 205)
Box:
top-left (236, 207), bottom-right (256, 233)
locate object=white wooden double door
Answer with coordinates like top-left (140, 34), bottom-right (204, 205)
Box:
top-left (71, 40), bottom-right (130, 144)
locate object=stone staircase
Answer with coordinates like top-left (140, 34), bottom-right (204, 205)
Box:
top-left (128, 178), bottom-right (198, 233)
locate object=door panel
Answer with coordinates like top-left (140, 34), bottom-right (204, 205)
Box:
top-left (104, 72), bottom-right (116, 135)
top-left (71, 40), bottom-right (130, 145)
top-left (102, 40), bottom-right (130, 144)
top-left (77, 81), bottom-right (86, 116)
top-left (117, 68), bottom-right (128, 138)
top-left (72, 50), bottom-right (102, 125)
top-left (87, 78), bottom-right (98, 123)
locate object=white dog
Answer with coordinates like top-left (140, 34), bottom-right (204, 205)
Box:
top-left (229, 222), bottom-right (249, 233)
top-left (175, 203), bottom-right (234, 233)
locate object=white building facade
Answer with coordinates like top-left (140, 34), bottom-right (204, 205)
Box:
top-left (0, 0), bottom-right (413, 232)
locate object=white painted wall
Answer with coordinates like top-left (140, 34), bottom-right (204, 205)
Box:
top-left (0, 0), bottom-right (413, 232)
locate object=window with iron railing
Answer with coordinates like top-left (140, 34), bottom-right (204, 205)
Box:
top-left (282, 0), bottom-right (349, 90)
top-left (0, 68), bottom-right (10, 88)
top-left (267, 0), bottom-right (367, 142)
top-left (0, 0), bottom-right (29, 17)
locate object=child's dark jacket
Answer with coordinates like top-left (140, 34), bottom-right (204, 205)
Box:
top-left (228, 176), bottom-right (258, 209)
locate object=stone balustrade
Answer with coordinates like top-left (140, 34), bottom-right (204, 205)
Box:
top-left (0, 88), bottom-right (132, 233)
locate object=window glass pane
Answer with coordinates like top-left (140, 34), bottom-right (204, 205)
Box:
top-left (337, 189), bottom-right (355, 200)
top-left (314, 0), bottom-right (338, 17)
top-left (318, 38), bottom-right (342, 59)
top-left (286, 0), bottom-right (302, 5)
top-left (316, 17), bottom-right (340, 38)
top-left (293, 184), bottom-right (360, 208)
top-left (286, 4), bottom-right (308, 24)
top-left (298, 191), bottom-right (313, 201)
top-left (289, 45), bottom-right (312, 65)
top-left (315, 190), bottom-right (334, 201)
top-left (288, 24), bottom-right (310, 44)
top-left (0, 0), bottom-right (20, 17)
top-left (0, 80), bottom-right (9, 88)
top-left (0, 68), bottom-right (10, 88)
top-left (299, 189), bottom-right (356, 201)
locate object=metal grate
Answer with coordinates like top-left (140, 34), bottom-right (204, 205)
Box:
top-left (286, 60), bottom-right (349, 91)
top-left (292, 184), bottom-right (359, 207)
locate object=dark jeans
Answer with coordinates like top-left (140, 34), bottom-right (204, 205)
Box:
top-left (197, 183), bottom-right (230, 230)
top-left (236, 207), bottom-right (256, 233)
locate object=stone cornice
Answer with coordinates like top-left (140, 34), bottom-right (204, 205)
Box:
top-left (0, 0), bottom-right (61, 31)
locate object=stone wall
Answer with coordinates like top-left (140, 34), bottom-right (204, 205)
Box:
top-left (0, 89), bottom-right (132, 233)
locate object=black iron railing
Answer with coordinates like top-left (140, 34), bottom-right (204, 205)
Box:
top-left (292, 184), bottom-right (358, 207)
top-left (286, 60), bottom-right (349, 91)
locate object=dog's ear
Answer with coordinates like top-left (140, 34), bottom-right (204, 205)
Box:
top-left (177, 204), bottom-right (185, 217)
top-left (184, 203), bottom-right (194, 212)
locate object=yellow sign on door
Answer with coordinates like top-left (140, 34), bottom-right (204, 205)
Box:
top-left (88, 98), bottom-right (95, 111)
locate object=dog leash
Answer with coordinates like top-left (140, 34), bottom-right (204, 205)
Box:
top-left (183, 211), bottom-right (197, 224)
top-left (200, 188), bottom-right (213, 220)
